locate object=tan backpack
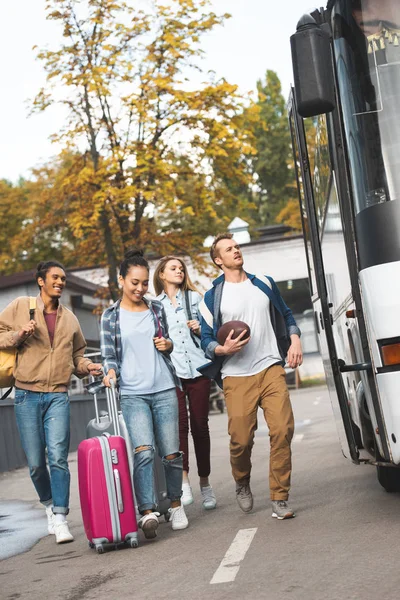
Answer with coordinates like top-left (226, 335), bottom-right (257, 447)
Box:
top-left (0, 297), bottom-right (36, 399)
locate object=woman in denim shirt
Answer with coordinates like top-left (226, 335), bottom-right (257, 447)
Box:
top-left (102, 249), bottom-right (189, 539)
top-left (154, 256), bottom-right (217, 510)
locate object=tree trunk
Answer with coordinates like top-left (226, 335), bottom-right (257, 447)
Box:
top-left (100, 210), bottom-right (119, 301)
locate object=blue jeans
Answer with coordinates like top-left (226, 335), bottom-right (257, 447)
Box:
top-left (121, 388), bottom-right (183, 513)
top-left (14, 389), bottom-right (71, 515)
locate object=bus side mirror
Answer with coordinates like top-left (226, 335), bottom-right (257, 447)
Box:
top-left (291, 15), bottom-right (336, 118)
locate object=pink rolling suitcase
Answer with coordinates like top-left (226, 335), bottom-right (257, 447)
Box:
top-left (78, 381), bottom-right (139, 553)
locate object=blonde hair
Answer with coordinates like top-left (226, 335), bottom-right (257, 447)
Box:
top-left (153, 256), bottom-right (200, 296)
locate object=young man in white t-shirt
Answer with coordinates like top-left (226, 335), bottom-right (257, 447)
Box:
top-left (199, 233), bottom-right (303, 519)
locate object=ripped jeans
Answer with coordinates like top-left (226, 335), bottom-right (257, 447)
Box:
top-left (121, 388), bottom-right (183, 513)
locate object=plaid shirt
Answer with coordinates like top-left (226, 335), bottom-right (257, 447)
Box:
top-left (87, 297), bottom-right (180, 394)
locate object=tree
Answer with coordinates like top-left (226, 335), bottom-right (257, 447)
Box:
top-left (0, 179), bottom-right (31, 274)
top-left (275, 199), bottom-right (302, 231)
top-left (0, 152), bottom-right (109, 275)
top-left (276, 116), bottom-right (318, 233)
top-left (33, 0), bottom-right (254, 298)
top-left (244, 70), bottom-right (298, 226)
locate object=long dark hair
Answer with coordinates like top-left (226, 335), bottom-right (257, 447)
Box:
top-left (119, 248), bottom-right (149, 278)
top-left (35, 260), bottom-right (66, 289)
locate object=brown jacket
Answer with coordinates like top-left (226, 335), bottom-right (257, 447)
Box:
top-left (0, 295), bottom-right (92, 392)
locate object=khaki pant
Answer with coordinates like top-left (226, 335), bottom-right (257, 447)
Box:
top-left (223, 364), bottom-right (294, 501)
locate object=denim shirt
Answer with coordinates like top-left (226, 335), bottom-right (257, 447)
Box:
top-left (157, 290), bottom-right (210, 380)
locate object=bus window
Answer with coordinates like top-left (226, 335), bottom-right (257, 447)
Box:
top-left (321, 175), bottom-right (352, 311)
top-left (313, 116), bottom-right (332, 236)
top-left (289, 110), bottom-right (318, 297)
top-left (332, 0), bottom-right (400, 214)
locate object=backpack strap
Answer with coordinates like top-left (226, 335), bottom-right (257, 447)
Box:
top-left (151, 307), bottom-right (162, 338)
top-left (184, 290), bottom-right (193, 321)
top-left (184, 290), bottom-right (200, 348)
top-left (29, 297), bottom-right (36, 320)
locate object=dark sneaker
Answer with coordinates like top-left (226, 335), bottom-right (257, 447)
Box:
top-left (236, 483), bottom-right (253, 513)
top-left (271, 500), bottom-right (295, 520)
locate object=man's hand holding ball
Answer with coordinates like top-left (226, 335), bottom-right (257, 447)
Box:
top-left (215, 320), bottom-right (251, 356)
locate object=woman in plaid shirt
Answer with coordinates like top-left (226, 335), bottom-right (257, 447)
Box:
top-left (102, 249), bottom-right (189, 539)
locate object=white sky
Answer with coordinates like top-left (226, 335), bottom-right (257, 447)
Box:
top-left (0, 0), bottom-right (318, 182)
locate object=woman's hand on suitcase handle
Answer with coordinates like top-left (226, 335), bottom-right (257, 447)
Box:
top-left (153, 336), bottom-right (172, 352)
top-left (103, 369), bottom-right (117, 388)
top-left (88, 362), bottom-right (103, 377)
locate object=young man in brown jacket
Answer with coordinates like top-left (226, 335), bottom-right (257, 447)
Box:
top-left (0, 261), bottom-right (102, 543)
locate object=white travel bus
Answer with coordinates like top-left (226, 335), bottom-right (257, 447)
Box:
top-left (289, 0), bottom-right (400, 490)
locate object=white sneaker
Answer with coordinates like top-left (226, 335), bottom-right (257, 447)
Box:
top-left (201, 485), bottom-right (217, 510)
top-left (181, 482), bottom-right (194, 506)
top-left (54, 520), bottom-right (74, 544)
top-left (138, 512), bottom-right (160, 540)
top-left (45, 506), bottom-right (55, 535)
top-left (168, 505), bottom-right (189, 531)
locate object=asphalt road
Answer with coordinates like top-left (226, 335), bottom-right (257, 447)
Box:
top-left (1, 386), bottom-right (400, 600)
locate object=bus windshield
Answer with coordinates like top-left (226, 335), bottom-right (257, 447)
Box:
top-left (332, 0), bottom-right (400, 214)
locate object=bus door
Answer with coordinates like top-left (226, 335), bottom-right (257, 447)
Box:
top-left (289, 89), bottom-right (359, 463)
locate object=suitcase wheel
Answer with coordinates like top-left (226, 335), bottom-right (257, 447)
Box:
top-left (88, 542), bottom-right (95, 549)
top-left (129, 539), bottom-right (139, 549)
top-left (164, 512), bottom-right (171, 522)
top-left (96, 544), bottom-right (105, 554)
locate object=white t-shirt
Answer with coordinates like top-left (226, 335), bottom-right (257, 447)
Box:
top-left (220, 278), bottom-right (282, 378)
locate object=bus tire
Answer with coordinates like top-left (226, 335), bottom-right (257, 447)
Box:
top-left (376, 465), bottom-right (400, 493)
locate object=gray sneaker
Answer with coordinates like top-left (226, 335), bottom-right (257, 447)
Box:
top-left (271, 500), bottom-right (295, 520)
top-left (236, 483), bottom-right (253, 513)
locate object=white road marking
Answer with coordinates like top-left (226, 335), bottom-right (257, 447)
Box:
top-left (293, 434), bottom-right (304, 443)
top-left (210, 528), bottom-right (258, 585)
top-left (303, 419), bottom-right (312, 425)
top-left (313, 401), bottom-right (320, 406)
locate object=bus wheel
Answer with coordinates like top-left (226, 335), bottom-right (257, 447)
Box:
top-left (376, 465), bottom-right (400, 493)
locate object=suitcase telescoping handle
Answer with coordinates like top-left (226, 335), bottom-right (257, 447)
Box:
top-left (90, 375), bottom-right (100, 424)
top-left (106, 379), bottom-right (121, 437)
top-left (87, 352), bottom-right (102, 424)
